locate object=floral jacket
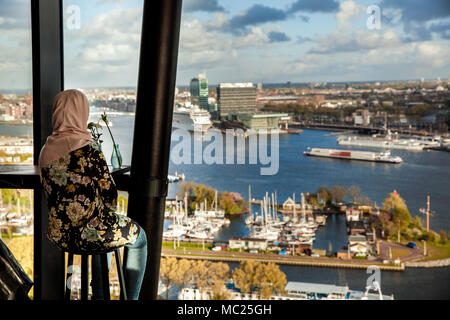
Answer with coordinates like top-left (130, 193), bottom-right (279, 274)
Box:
top-left (41, 143), bottom-right (139, 253)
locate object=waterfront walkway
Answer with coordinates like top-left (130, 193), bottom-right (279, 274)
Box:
top-left (405, 258), bottom-right (450, 268)
top-left (161, 249), bottom-right (405, 271)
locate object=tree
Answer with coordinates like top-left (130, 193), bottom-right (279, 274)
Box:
top-left (173, 259), bottom-right (193, 300)
top-left (331, 185), bottom-right (346, 204)
top-left (220, 192), bottom-right (241, 215)
top-left (392, 207), bottom-right (412, 231)
top-left (317, 186), bottom-right (333, 206)
top-left (191, 260), bottom-right (211, 299)
top-left (254, 263), bottom-right (287, 299)
top-left (232, 261), bottom-right (258, 295)
top-left (411, 216), bottom-right (423, 229)
top-left (176, 181), bottom-right (194, 208)
top-left (233, 261), bottom-right (287, 299)
top-left (191, 184), bottom-right (217, 211)
top-left (440, 230), bottom-right (448, 244)
top-left (358, 194), bottom-right (373, 206)
top-left (159, 257), bottom-right (178, 300)
top-left (348, 185), bottom-right (361, 203)
top-left (208, 262), bottom-right (230, 299)
top-left (382, 191), bottom-right (409, 213)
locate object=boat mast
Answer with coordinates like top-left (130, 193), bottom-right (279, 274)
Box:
top-left (301, 193), bottom-right (306, 222)
top-left (249, 185), bottom-right (252, 219)
top-left (184, 192), bottom-right (188, 224)
top-left (293, 193), bottom-right (296, 224)
top-left (272, 193), bottom-right (275, 222)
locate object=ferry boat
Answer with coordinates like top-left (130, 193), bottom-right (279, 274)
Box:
top-left (337, 133), bottom-right (424, 151)
top-left (304, 147), bottom-right (403, 164)
top-left (172, 102), bottom-right (212, 132)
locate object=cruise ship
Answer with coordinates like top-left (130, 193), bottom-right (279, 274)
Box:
top-left (304, 147), bottom-right (403, 164)
top-left (337, 133), bottom-right (424, 151)
top-left (172, 102), bottom-right (212, 132)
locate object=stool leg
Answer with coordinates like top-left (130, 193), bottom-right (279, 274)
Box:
top-left (81, 255), bottom-right (89, 300)
top-left (65, 253), bottom-right (74, 300)
top-left (100, 253), bottom-right (111, 300)
top-left (114, 249), bottom-right (127, 300)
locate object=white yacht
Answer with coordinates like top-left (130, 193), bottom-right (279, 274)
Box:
top-left (172, 102), bottom-right (212, 132)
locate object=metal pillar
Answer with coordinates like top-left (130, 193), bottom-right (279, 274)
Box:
top-left (127, 0), bottom-right (182, 299)
top-left (31, 0), bottom-right (65, 299)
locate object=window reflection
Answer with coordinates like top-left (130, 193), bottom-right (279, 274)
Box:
top-left (0, 0), bottom-right (33, 164)
top-left (63, 0), bottom-right (143, 167)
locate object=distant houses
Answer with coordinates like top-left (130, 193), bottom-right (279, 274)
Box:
top-left (348, 235), bottom-right (370, 256)
top-left (229, 237), bottom-right (268, 251)
top-left (282, 197), bottom-right (301, 211)
top-left (346, 207), bottom-right (362, 222)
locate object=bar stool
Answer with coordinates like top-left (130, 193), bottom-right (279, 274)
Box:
top-left (64, 247), bottom-right (127, 300)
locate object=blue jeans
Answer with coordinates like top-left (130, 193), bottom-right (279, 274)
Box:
top-left (91, 226), bottom-right (147, 300)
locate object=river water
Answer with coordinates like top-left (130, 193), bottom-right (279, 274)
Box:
top-left (3, 111), bottom-right (450, 299)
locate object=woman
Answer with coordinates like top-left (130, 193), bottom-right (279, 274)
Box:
top-left (38, 89), bottom-right (147, 300)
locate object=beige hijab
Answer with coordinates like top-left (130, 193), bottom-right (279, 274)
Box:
top-left (38, 89), bottom-right (93, 175)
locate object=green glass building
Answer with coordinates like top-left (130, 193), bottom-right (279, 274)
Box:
top-left (190, 74), bottom-right (209, 111)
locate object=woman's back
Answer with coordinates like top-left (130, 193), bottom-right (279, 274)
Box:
top-left (41, 143), bottom-right (139, 253)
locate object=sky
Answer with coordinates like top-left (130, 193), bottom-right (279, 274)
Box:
top-left (0, 0), bottom-right (449, 90)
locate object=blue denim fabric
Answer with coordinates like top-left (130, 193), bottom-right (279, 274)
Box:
top-left (91, 226), bottom-right (147, 300)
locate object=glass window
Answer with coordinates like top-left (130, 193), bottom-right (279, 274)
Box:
top-left (165, 0), bottom-right (450, 301)
top-left (0, 0), bottom-right (34, 299)
top-left (0, 0), bottom-right (33, 163)
top-left (63, 0), bottom-right (143, 168)
top-left (62, 0), bottom-right (144, 299)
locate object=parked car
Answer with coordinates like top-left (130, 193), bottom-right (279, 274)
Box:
top-left (406, 242), bottom-right (418, 249)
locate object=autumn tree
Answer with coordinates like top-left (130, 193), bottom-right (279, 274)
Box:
top-left (348, 185), bottom-right (361, 203)
top-left (190, 260), bottom-right (211, 299)
top-left (317, 186), bottom-right (333, 206)
top-left (220, 192), bottom-right (243, 215)
top-left (331, 186), bottom-right (346, 204)
top-left (208, 262), bottom-right (230, 299)
top-left (174, 259), bottom-right (193, 300)
top-left (159, 257), bottom-right (178, 300)
top-left (191, 184), bottom-right (217, 211)
top-left (232, 261), bottom-right (258, 295)
top-left (254, 262), bottom-right (287, 299)
top-left (233, 261), bottom-right (287, 299)
top-left (382, 191), bottom-right (408, 213)
top-left (176, 181), bottom-right (194, 210)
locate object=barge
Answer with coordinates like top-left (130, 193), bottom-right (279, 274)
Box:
top-left (304, 147), bottom-right (403, 164)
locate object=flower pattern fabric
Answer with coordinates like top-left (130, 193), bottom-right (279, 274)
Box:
top-left (41, 143), bottom-right (139, 253)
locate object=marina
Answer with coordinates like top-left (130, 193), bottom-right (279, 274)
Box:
top-left (163, 191), bottom-right (230, 241)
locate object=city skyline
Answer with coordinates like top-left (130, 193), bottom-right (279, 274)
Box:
top-left (0, 0), bottom-right (449, 90)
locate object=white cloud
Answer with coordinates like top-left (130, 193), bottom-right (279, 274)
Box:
top-left (336, 0), bottom-right (365, 31)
